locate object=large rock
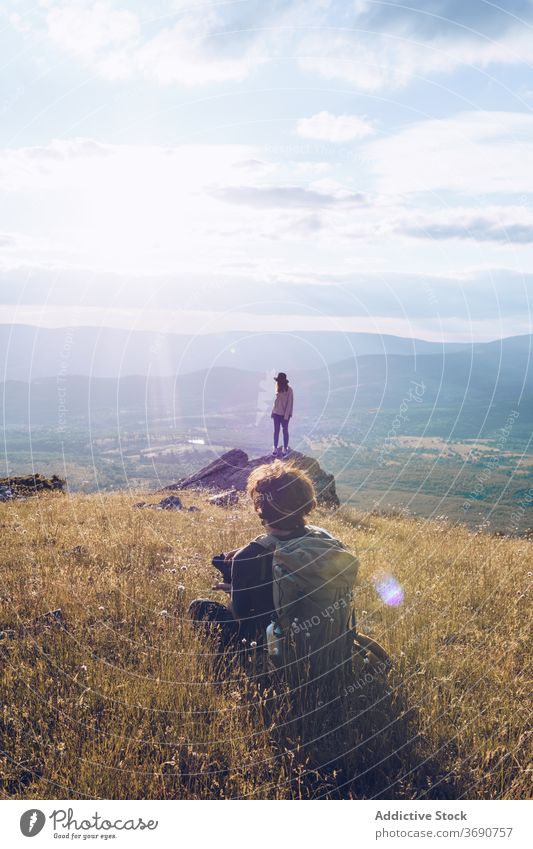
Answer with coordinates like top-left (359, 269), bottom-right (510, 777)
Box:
top-left (166, 449), bottom-right (339, 508)
top-left (0, 474), bottom-right (65, 498)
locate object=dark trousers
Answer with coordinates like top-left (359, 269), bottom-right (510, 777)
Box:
top-left (272, 414), bottom-right (289, 449)
top-left (188, 599), bottom-right (240, 649)
top-left (188, 599), bottom-right (268, 679)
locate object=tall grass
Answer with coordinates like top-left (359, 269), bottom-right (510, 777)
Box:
top-left (1, 491), bottom-right (531, 799)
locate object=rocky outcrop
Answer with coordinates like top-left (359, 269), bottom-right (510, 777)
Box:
top-left (0, 474), bottom-right (65, 499)
top-left (166, 449), bottom-right (339, 508)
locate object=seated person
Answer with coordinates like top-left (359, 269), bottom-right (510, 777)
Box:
top-left (188, 538), bottom-right (274, 649)
top-left (188, 460), bottom-right (318, 650)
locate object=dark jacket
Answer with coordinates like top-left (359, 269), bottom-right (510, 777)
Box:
top-left (230, 526), bottom-right (309, 634)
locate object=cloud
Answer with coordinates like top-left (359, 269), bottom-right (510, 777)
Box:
top-left (0, 137), bottom-right (260, 271)
top-left (366, 111), bottom-right (533, 194)
top-left (2, 134), bottom-right (532, 287)
top-left (211, 184), bottom-right (368, 209)
top-left (12, 0), bottom-right (533, 89)
top-left (299, 0), bottom-right (533, 90)
top-left (24, 0), bottom-right (267, 85)
top-left (1, 266), bottom-right (531, 338)
top-left (358, 0), bottom-right (533, 39)
top-left (46, 1), bottom-right (139, 66)
top-left (296, 111), bottom-right (375, 143)
top-left (285, 213), bottom-right (324, 235)
top-left (399, 207), bottom-right (533, 244)
top-left (272, 267), bottom-right (533, 322)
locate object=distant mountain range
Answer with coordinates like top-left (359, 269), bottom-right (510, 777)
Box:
top-left (0, 324), bottom-right (474, 380)
top-left (2, 329), bottom-right (531, 440)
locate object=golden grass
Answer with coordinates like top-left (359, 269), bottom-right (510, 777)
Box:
top-left (0, 490), bottom-right (531, 799)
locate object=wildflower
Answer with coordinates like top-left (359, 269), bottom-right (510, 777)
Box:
top-left (180, 565), bottom-right (187, 572)
top-left (159, 609), bottom-right (169, 617)
top-left (250, 641), bottom-right (257, 648)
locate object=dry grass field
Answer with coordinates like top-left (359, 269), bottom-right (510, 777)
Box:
top-left (1, 490), bottom-right (531, 799)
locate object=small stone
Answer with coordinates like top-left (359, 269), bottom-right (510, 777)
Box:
top-left (158, 495), bottom-right (183, 511)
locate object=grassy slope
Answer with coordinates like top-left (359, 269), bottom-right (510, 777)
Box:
top-left (0, 491), bottom-right (531, 800)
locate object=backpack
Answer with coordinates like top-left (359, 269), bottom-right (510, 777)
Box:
top-left (253, 525), bottom-right (359, 677)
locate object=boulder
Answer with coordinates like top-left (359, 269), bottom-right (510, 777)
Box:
top-left (157, 495), bottom-right (183, 511)
top-left (166, 449), bottom-right (339, 508)
top-left (0, 474), bottom-right (65, 498)
top-left (134, 495), bottom-right (189, 511)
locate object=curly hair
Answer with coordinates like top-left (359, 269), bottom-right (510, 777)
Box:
top-left (246, 460), bottom-right (317, 530)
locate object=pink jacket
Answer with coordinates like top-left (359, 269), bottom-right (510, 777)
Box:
top-left (272, 386), bottom-right (294, 419)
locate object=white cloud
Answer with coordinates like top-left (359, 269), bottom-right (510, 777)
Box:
top-left (298, 1), bottom-right (533, 90)
top-left (396, 206), bottom-right (533, 244)
top-left (0, 138), bottom-right (261, 271)
top-left (211, 183), bottom-right (368, 209)
top-left (12, 0), bottom-right (533, 90)
top-left (366, 111), bottom-right (533, 194)
top-left (46, 1), bottom-right (139, 63)
top-left (132, 18), bottom-right (260, 86)
top-left (299, 29), bottom-right (533, 91)
top-left (28, 0), bottom-right (264, 85)
top-left (2, 133), bottom-right (533, 285)
top-left (296, 111), bottom-right (375, 143)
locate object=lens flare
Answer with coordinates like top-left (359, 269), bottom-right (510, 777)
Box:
top-left (373, 572), bottom-right (404, 606)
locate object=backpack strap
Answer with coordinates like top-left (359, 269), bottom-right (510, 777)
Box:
top-left (252, 532), bottom-right (278, 552)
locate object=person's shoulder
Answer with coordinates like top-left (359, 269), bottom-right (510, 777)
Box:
top-left (232, 540), bottom-right (272, 584)
top-left (304, 524), bottom-right (338, 540)
top-left (234, 540), bottom-right (267, 559)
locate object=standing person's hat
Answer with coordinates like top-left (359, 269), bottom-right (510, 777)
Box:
top-left (274, 372), bottom-right (288, 381)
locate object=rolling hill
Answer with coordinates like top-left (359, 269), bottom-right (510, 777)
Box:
top-left (0, 324), bottom-right (473, 380)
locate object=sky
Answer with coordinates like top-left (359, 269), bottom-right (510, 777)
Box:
top-left (1, 0), bottom-right (533, 341)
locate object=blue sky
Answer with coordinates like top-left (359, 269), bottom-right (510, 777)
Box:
top-left (1, 0), bottom-right (533, 341)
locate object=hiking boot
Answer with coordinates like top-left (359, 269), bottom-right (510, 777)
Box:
top-left (272, 447), bottom-right (280, 457)
top-left (282, 447), bottom-right (292, 458)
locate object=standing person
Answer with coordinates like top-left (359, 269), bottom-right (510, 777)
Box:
top-left (271, 372), bottom-right (293, 457)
